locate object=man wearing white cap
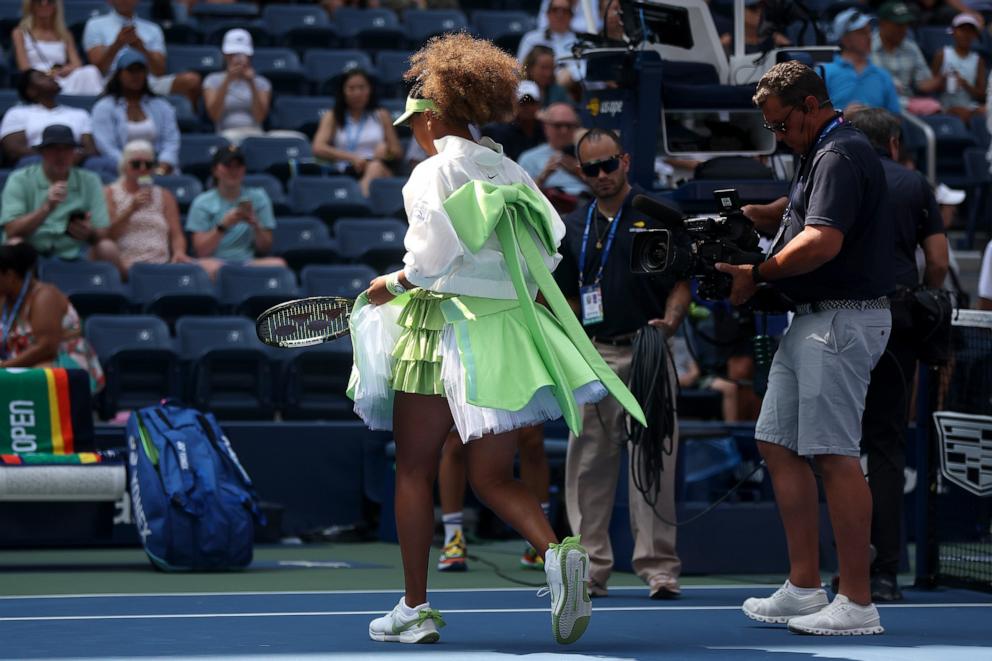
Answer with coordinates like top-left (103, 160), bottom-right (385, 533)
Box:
top-left (203, 29), bottom-right (273, 145)
top-left (481, 81), bottom-right (544, 161)
top-left (821, 8), bottom-right (901, 114)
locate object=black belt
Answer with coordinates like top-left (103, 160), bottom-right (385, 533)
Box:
top-left (794, 297), bottom-right (890, 315)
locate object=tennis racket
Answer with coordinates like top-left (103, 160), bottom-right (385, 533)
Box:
top-left (255, 296), bottom-right (354, 348)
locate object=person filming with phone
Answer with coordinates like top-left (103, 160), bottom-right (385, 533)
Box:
top-left (0, 124), bottom-right (121, 273)
top-left (185, 144), bottom-right (285, 280)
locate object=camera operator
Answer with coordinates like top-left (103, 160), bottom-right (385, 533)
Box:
top-left (553, 127), bottom-right (690, 600)
top-left (715, 61), bottom-right (894, 635)
top-left (845, 106), bottom-right (948, 603)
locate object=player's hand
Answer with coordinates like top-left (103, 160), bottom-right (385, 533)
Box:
top-left (715, 262), bottom-right (758, 306)
top-left (366, 276), bottom-right (395, 306)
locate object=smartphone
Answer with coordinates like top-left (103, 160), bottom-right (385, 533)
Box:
top-left (237, 199), bottom-right (253, 216)
top-left (64, 210), bottom-right (85, 235)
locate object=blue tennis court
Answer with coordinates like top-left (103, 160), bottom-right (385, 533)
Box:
top-left (3, 584), bottom-right (990, 660)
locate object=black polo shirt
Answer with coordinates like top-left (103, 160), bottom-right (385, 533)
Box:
top-left (480, 121), bottom-right (544, 162)
top-left (771, 118), bottom-right (895, 303)
top-left (554, 185), bottom-right (680, 338)
top-left (880, 156), bottom-right (944, 288)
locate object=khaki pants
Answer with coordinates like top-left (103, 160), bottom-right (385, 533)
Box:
top-left (564, 341), bottom-right (681, 587)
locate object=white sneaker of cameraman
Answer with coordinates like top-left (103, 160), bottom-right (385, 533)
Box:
top-left (742, 580), bottom-right (829, 624)
top-left (787, 594), bottom-right (884, 636)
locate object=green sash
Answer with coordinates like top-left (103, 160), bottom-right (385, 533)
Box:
top-left (442, 181), bottom-right (646, 434)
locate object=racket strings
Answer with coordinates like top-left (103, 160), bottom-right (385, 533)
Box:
top-left (257, 298), bottom-right (352, 348)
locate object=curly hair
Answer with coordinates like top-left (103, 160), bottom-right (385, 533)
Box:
top-left (404, 33), bottom-right (520, 126)
top-left (753, 61), bottom-right (829, 109)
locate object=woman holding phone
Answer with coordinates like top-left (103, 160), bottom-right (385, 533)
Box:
top-left (184, 144), bottom-right (286, 280)
top-left (103, 140), bottom-right (191, 276)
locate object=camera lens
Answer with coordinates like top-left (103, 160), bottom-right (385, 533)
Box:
top-left (641, 237), bottom-right (669, 272)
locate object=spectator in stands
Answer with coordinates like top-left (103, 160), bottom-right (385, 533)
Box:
top-left (203, 29), bottom-right (273, 145)
top-left (0, 69), bottom-right (104, 168)
top-left (672, 330), bottom-right (739, 422)
top-left (82, 0), bottom-right (201, 106)
top-left (481, 81), bottom-right (544, 161)
top-left (185, 144), bottom-right (285, 280)
top-left (0, 242), bottom-right (104, 391)
top-left (104, 140), bottom-right (191, 275)
top-left (872, 0), bottom-right (944, 114)
top-left (11, 0), bottom-right (104, 96)
top-left (822, 8), bottom-right (901, 114)
top-left (931, 13), bottom-right (987, 122)
top-left (518, 102), bottom-right (588, 213)
top-left (0, 124), bottom-right (121, 271)
top-left (911, 0), bottom-right (980, 27)
top-left (522, 45), bottom-right (571, 109)
top-left (321, 0), bottom-right (382, 15)
top-left (538, 0), bottom-right (601, 33)
top-left (517, 0), bottom-right (584, 90)
top-left (311, 67), bottom-right (402, 197)
top-left (720, 0), bottom-right (791, 55)
top-left (91, 49), bottom-right (179, 176)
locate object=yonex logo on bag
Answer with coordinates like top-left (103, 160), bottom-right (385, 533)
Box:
top-left (176, 440), bottom-right (189, 470)
top-left (128, 435), bottom-right (138, 466)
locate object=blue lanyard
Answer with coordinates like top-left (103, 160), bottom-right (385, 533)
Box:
top-left (344, 114), bottom-right (370, 154)
top-left (578, 201), bottom-right (623, 287)
top-left (784, 114), bottom-right (846, 218)
top-left (0, 273), bottom-right (32, 360)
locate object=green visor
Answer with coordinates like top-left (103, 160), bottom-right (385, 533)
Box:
top-left (393, 96), bottom-right (438, 126)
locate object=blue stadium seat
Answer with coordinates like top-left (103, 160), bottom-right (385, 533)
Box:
top-left (0, 89), bottom-right (20, 117)
top-left (128, 262), bottom-right (220, 323)
top-left (270, 95), bottom-right (332, 137)
top-left (915, 25), bottom-right (954, 63)
top-left (84, 315), bottom-right (181, 419)
top-left (166, 94), bottom-right (204, 133)
top-left (272, 216), bottom-right (340, 271)
top-left (153, 174), bottom-right (204, 212)
top-left (55, 94), bottom-right (98, 111)
top-left (203, 22), bottom-right (274, 50)
top-left (288, 175), bottom-right (372, 223)
top-left (333, 218), bottom-right (406, 271)
top-left (64, 1), bottom-right (108, 40)
top-left (38, 259), bottom-right (130, 317)
top-left (243, 173), bottom-right (290, 215)
top-left (368, 176), bottom-right (407, 218)
top-left (216, 263), bottom-right (299, 318)
top-left (922, 114), bottom-right (978, 182)
top-left (179, 133), bottom-right (230, 182)
top-left (301, 263), bottom-right (377, 298)
top-left (375, 50), bottom-right (413, 98)
top-left (166, 45), bottom-right (224, 75)
top-left (403, 9), bottom-right (468, 47)
top-left (261, 3), bottom-right (339, 52)
top-left (279, 338), bottom-right (356, 420)
top-left (472, 10), bottom-right (533, 54)
top-left (334, 7), bottom-right (405, 51)
top-left (302, 49), bottom-right (375, 94)
top-left (190, 1), bottom-right (260, 35)
top-left (241, 135), bottom-right (319, 182)
top-left (175, 315), bottom-right (276, 419)
top-left (250, 47), bottom-right (307, 95)
top-left (970, 114), bottom-right (990, 150)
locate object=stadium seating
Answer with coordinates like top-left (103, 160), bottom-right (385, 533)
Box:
top-left (272, 216), bottom-right (340, 271)
top-left (333, 218), bottom-right (406, 271)
top-left (368, 176), bottom-right (407, 218)
top-left (301, 264), bottom-right (377, 298)
top-left (165, 94), bottom-right (204, 133)
top-left (251, 48), bottom-right (307, 95)
top-left (38, 259), bottom-right (130, 317)
top-left (922, 114), bottom-right (978, 184)
top-left (128, 262), bottom-right (220, 324)
top-left (178, 134), bottom-right (230, 182)
top-left (336, 7), bottom-right (406, 52)
top-left (287, 175), bottom-right (372, 223)
top-left (166, 45), bottom-right (224, 76)
top-left (153, 174), bottom-right (204, 212)
top-left (375, 50), bottom-right (413, 98)
top-left (403, 10), bottom-right (468, 48)
top-left (261, 3), bottom-right (339, 53)
top-left (302, 49), bottom-right (375, 94)
top-left (270, 95), bottom-right (332, 137)
top-left (84, 315), bottom-right (181, 419)
top-left (216, 263), bottom-right (300, 318)
top-left (472, 10), bottom-right (533, 54)
top-left (242, 173), bottom-right (290, 215)
top-left (190, 1), bottom-right (260, 36)
top-left (241, 135), bottom-right (319, 182)
top-left (279, 338), bottom-right (356, 420)
top-left (55, 94), bottom-right (98, 112)
top-left (175, 315), bottom-right (276, 419)
top-left (203, 22), bottom-right (274, 50)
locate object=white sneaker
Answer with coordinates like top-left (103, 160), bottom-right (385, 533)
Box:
top-left (742, 581), bottom-right (829, 624)
top-left (368, 598), bottom-right (445, 643)
top-left (544, 535), bottom-right (592, 644)
top-left (787, 594), bottom-right (884, 636)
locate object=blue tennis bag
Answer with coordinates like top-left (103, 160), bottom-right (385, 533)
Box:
top-left (126, 403), bottom-right (264, 571)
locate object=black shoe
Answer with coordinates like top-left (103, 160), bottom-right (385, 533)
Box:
top-left (870, 574), bottom-right (904, 602)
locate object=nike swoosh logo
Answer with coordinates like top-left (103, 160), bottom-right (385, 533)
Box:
top-left (487, 174), bottom-right (497, 179)
top-left (806, 332), bottom-right (830, 345)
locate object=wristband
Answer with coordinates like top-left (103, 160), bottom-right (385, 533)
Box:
top-left (751, 263), bottom-right (765, 284)
top-left (385, 271), bottom-right (407, 296)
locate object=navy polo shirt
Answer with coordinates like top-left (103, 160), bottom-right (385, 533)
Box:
top-left (879, 156), bottom-right (944, 288)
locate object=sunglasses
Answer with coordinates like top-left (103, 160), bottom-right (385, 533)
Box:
top-left (762, 105), bottom-right (797, 133)
top-left (545, 121), bottom-right (580, 130)
top-left (129, 159), bottom-right (155, 170)
top-left (580, 155), bottom-right (622, 177)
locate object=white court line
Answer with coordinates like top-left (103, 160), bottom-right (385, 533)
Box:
top-left (1, 603), bottom-right (990, 623)
top-left (0, 584), bottom-right (782, 600)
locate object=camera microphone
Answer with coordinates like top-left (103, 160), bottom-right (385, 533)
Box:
top-left (631, 194), bottom-right (683, 229)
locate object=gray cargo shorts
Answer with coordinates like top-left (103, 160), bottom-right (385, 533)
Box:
top-left (754, 307), bottom-right (891, 457)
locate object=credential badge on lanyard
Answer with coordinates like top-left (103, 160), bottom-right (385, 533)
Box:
top-left (578, 202), bottom-right (622, 326)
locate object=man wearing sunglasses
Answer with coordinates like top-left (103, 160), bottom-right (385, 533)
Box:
top-left (553, 127), bottom-right (690, 601)
top-left (715, 61), bottom-right (894, 636)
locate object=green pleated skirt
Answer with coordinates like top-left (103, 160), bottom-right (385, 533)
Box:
top-left (389, 288), bottom-right (452, 396)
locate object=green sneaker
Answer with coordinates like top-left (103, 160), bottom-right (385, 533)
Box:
top-left (543, 535), bottom-right (591, 644)
top-left (368, 598), bottom-right (446, 643)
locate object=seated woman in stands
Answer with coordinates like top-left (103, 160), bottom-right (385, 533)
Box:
top-left (203, 29), bottom-right (274, 145)
top-left (522, 46), bottom-right (570, 108)
top-left (11, 0), bottom-right (104, 96)
top-left (311, 67), bottom-right (402, 196)
top-left (104, 140), bottom-right (192, 276)
top-left (91, 49), bottom-right (180, 176)
top-left (0, 243), bottom-right (104, 392)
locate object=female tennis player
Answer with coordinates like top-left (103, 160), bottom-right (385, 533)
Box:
top-left (350, 33), bottom-right (645, 645)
